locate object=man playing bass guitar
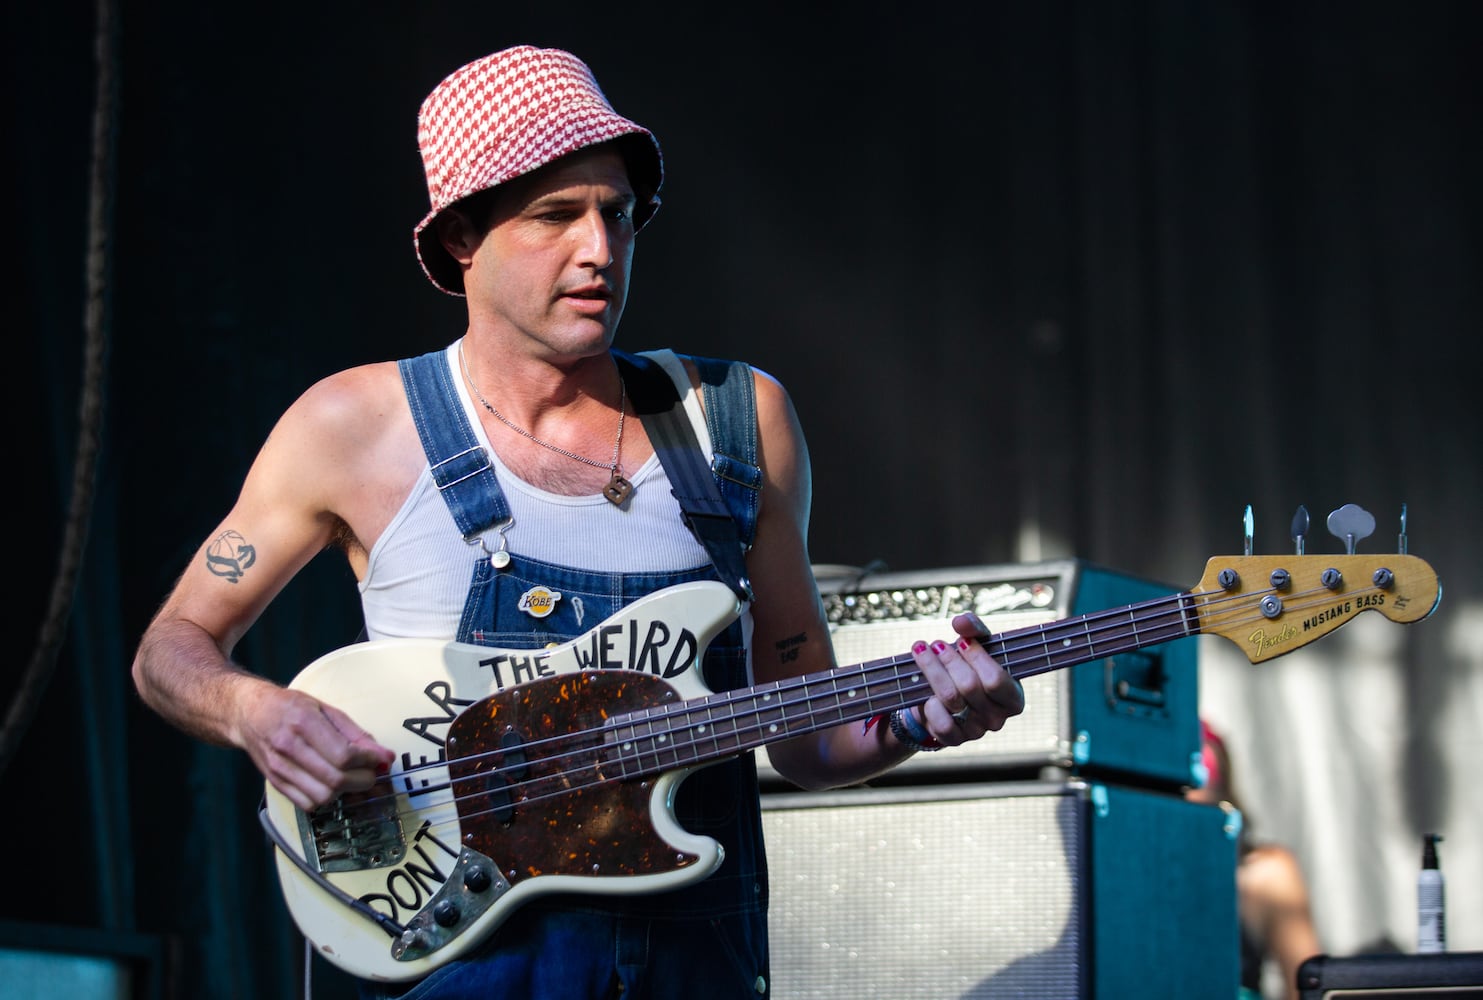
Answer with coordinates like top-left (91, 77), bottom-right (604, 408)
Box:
top-left (130, 45), bottom-right (1026, 999)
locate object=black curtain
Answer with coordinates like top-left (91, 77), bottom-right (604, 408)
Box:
top-left (9, 1), bottom-right (1480, 997)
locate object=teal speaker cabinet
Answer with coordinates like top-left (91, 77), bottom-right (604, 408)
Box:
top-left (762, 779), bottom-right (1240, 999)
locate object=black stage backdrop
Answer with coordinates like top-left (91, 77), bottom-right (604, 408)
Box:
top-left (8, 2), bottom-right (1481, 997)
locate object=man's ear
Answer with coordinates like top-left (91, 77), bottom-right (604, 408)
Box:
top-left (434, 210), bottom-right (478, 266)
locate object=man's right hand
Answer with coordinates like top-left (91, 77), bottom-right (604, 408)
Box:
top-left (238, 684), bottom-right (396, 812)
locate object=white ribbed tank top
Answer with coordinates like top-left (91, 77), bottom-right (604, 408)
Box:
top-left (358, 341), bottom-right (726, 642)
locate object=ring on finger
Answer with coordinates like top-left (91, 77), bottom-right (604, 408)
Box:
top-left (951, 706), bottom-right (971, 724)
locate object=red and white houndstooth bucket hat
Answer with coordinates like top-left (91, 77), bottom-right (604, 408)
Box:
top-left (413, 45), bottom-right (664, 296)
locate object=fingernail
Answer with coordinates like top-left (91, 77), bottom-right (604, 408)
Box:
top-left (931, 640), bottom-right (948, 654)
top-left (911, 640), bottom-right (928, 654)
top-left (957, 637), bottom-right (971, 651)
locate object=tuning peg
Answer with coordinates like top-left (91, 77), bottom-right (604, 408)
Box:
top-left (1327, 503), bottom-right (1376, 555)
top-left (1399, 503), bottom-right (1409, 555)
top-left (1243, 505), bottom-right (1255, 555)
top-left (1291, 505), bottom-right (1310, 555)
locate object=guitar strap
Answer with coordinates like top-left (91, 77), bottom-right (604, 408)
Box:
top-left (615, 349), bottom-right (758, 604)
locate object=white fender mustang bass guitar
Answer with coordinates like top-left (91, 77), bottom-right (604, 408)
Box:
top-left (262, 536), bottom-right (1439, 981)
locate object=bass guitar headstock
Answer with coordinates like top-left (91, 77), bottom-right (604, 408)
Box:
top-left (1191, 503), bottom-right (1441, 664)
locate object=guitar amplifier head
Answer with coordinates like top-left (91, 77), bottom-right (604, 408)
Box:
top-left (757, 559), bottom-right (1202, 789)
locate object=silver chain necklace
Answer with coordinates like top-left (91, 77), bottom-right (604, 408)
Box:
top-left (459, 341), bottom-right (633, 505)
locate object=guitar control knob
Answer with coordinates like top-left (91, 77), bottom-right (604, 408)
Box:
top-left (1269, 569), bottom-right (1291, 590)
top-left (433, 901), bottom-right (461, 927)
top-left (1322, 569), bottom-right (1343, 590)
top-left (1373, 568), bottom-right (1395, 589)
top-left (464, 865), bottom-right (493, 893)
top-left (1217, 569), bottom-right (1240, 590)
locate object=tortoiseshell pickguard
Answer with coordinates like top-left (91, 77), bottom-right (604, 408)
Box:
top-left (444, 671), bottom-right (699, 887)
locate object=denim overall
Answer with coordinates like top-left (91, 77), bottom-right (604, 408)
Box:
top-left (364, 349), bottom-right (769, 999)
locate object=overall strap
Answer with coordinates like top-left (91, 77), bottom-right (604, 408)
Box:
top-left (617, 349), bottom-right (756, 603)
top-left (693, 353), bottom-right (762, 547)
top-left (397, 349), bottom-right (511, 538)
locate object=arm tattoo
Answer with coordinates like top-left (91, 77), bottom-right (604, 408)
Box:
top-left (774, 632), bottom-right (807, 665)
top-left (205, 529), bottom-right (257, 584)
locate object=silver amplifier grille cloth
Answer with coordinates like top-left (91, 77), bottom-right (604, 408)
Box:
top-left (763, 787), bottom-right (1085, 999)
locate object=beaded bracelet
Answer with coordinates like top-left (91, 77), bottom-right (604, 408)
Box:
top-left (888, 707), bottom-right (942, 752)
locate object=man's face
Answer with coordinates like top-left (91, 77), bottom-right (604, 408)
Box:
top-left (464, 146), bottom-right (638, 360)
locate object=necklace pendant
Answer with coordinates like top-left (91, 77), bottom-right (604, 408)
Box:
top-left (602, 472), bottom-right (633, 506)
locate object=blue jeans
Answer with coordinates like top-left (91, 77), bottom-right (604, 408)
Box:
top-left (359, 908), bottom-right (769, 999)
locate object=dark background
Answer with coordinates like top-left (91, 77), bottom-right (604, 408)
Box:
top-left (8, 1), bottom-right (1480, 997)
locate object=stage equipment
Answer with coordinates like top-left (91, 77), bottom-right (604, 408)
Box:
top-left (0, 921), bottom-right (165, 1000)
top-left (761, 779), bottom-right (1238, 999)
top-left (1298, 951), bottom-right (1483, 998)
top-left (759, 560), bottom-right (1200, 789)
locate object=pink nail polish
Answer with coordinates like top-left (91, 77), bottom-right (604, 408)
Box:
top-left (911, 641), bottom-right (928, 654)
top-left (931, 640), bottom-right (948, 654)
top-left (957, 637), bottom-right (971, 651)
